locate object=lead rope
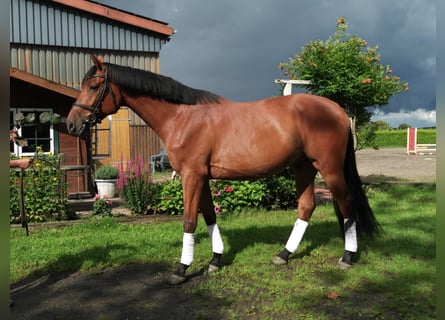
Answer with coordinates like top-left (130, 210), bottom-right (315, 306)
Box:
top-left (85, 124), bottom-right (96, 194)
top-left (19, 168), bottom-right (28, 236)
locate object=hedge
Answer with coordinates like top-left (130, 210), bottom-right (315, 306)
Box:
top-left (374, 129), bottom-right (436, 148)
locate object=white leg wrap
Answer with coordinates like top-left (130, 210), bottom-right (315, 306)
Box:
top-left (180, 233), bottom-right (195, 266)
top-left (285, 219), bottom-right (309, 253)
top-left (207, 224), bottom-right (224, 254)
top-left (344, 219), bottom-right (358, 252)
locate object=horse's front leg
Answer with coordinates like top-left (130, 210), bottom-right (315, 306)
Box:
top-left (273, 160), bottom-right (317, 265)
top-left (169, 173), bottom-right (204, 285)
top-left (200, 180), bottom-right (224, 272)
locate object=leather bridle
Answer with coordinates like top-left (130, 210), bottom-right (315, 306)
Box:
top-left (71, 71), bottom-right (117, 133)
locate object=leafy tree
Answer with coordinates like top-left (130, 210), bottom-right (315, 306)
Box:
top-left (279, 17), bottom-right (408, 132)
top-left (398, 123), bottom-right (411, 130)
top-left (374, 120), bottom-right (392, 130)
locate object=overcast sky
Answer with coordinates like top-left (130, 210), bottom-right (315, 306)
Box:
top-left (96, 0), bottom-right (435, 128)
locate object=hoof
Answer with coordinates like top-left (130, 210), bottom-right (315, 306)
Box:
top-left (208, 264), bottom-right (220, 273)
top-left (272, 255), bottom-right (288, 265)
top-left (169, 273), bottom-right (187, 285)
top-left (337, 258), bottom-right (353, 270)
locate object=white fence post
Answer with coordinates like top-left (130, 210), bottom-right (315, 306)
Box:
top-left (274, 79), bottom-right (313, 96)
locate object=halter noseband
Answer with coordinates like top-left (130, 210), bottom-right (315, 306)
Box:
top-left (71, 71), bottom-right (117, 128)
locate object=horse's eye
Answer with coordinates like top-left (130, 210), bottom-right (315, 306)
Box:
top-left (88, 84), bottom-right (99, 91)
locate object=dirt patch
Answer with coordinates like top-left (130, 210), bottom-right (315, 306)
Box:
top-left (10, 148), bottom-right (436, 319)
top-left (10, 263), bottom-right (222, 320)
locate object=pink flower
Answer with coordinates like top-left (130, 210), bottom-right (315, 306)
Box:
top-left (213, 190), bottom-right (221, 197)
top-left (214, 205), bottom-right (221, 214)
top-left (134, 159), bottom-right (141, 178)
top-left (117, 155), bottom-right (128, 189)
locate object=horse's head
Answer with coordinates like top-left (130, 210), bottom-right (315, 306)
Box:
top-left (67, 55), bottom-right (121, 137)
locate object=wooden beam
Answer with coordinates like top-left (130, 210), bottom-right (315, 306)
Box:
top-left (275, 79), bottom-right (314, 96)
top-left (10, 68), bottom-right (79, 98)
top-left (50, 0), bottom-right (174, 37)
top-left (274, 79), bottom-right (314, 85)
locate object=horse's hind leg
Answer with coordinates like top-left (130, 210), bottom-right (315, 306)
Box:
top-left (200, 180), bottom-right (224, 272)
top-left (319, 170), bottom-right (357, 269)
top-left (273, 157), bottom-right (317, 265)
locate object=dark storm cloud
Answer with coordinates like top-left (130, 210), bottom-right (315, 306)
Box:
top-left (97, 0), bottom-right (435, 116)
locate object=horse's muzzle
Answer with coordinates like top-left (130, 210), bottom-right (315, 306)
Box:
top-left (67, 120), bottom-right (76, 135)
top-left (67, 120), bottom-right (88, 137)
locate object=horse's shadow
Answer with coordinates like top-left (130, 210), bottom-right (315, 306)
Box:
top-left (11, 243), bottom-right (136, 292)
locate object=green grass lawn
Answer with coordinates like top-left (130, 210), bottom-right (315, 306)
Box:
top-left (10, 183), bottom-right (435, 319)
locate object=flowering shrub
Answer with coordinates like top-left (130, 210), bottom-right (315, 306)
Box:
top-left (154, 179), bottom-right (267, 215)
top-left (117, 158), bottom-right (161, 215)
top-left (139, 169), bottom-right (297, 215)
top-left (279, 17), bottom-right (408, 128)
top-left (9, 148), bottom-right (69, 223)
top-left (92, 194), bottom-right (112, 216)
top-left (210, 180), bottom-right (265, 214)
top-left (155, 179), bottom-right (183, 215)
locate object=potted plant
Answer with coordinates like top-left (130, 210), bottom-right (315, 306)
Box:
top-left (94, 165), bottom-right (119, 198)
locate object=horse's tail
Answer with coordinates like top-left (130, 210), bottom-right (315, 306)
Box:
top-left (334, 130), bottom-right (380, 239)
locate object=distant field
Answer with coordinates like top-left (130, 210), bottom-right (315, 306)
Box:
top-left (374, 128), bottom-right (436, 148)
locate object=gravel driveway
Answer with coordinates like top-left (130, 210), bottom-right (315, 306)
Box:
top-left (355, 148), bottom-right (436, 183)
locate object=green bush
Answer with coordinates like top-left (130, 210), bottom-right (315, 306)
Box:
top-left (357, 122), bottom-right (378, 149)
top-left (94, 165), bottom-right (118, 179)
top-left (9, 149), bottom-right (68, 223)
top-left (155, 179), bottom-right (184, 215)
top-left (261, 175), bottom-right (296, 210)
top-left (92, 195), bottom-right (112, 217)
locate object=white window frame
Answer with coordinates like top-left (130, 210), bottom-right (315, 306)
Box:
top-left (10, 108), bottom-right (55, 157)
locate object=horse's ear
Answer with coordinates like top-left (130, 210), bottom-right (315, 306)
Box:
top-left (90, 54), bottom-right (105, 72)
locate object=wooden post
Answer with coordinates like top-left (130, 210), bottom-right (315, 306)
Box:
top-left (407, 127), bottom-right (417, 154)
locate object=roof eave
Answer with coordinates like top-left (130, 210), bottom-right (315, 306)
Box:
top-left (50, 0), bottom-right (175, 37)
top-left (10, 68), bottom-right (80, 99)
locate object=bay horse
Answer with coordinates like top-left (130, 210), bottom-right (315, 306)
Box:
top-left (67, 55), bottom-right (379, 284)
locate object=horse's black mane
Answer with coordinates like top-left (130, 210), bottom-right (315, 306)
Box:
top-left (83, 63), bottom-right (220, 105)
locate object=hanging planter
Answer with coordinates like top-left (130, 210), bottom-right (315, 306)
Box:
top-left (14, 112), bottom-right (25, 127)
top-left (39, 112), bottom-right (52, 124)
top-left (25, 113), bottom-right (35, 124)
top-left (12, 111), bottom-right (62, 134)
top-left (50, 113), bottom-right (61, 125)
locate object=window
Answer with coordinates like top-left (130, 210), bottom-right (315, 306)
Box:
top-left (10, 108), bottom-right (55, 156)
